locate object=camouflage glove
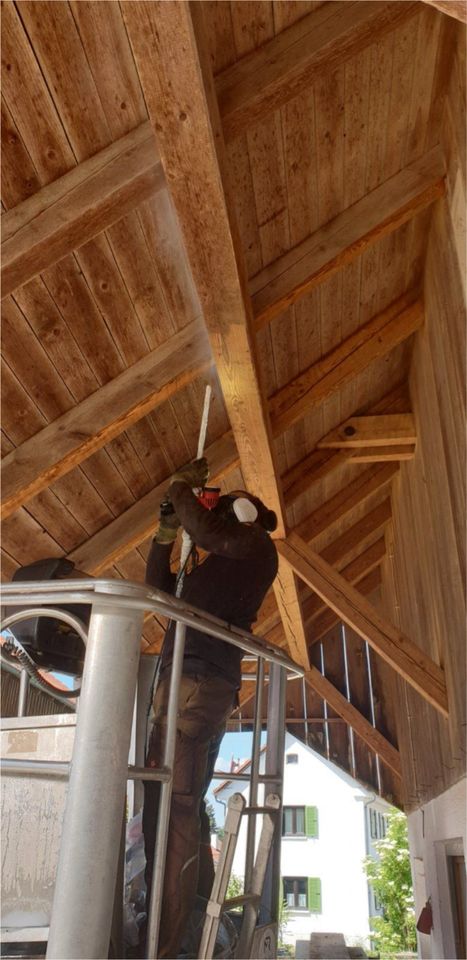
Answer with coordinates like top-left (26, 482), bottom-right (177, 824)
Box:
top-left (170, 456), bottom-right (209, 490)
top-left (155, 497), bottom-right (180, 545)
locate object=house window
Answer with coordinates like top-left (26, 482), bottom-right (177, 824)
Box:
top-left (282, 805), bottom-right (319, 838)
top-left (286, 753), bottom-right (298, 764)
top-left (282, 877), bottom-right (322, 913)
top-left (369, 807), bottom-right (388, 840)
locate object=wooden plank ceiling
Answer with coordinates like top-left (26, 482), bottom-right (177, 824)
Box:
top-left (1, 0), bottom-right (456, 805)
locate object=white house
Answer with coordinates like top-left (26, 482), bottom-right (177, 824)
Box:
top-left (213, 732), bottom-right (393, 949)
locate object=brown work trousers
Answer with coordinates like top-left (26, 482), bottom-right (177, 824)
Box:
top-left (143, 671), bottom-right (237, 959)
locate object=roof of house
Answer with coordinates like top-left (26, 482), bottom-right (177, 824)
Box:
top-left (1, 0), bottom-right (465, 811)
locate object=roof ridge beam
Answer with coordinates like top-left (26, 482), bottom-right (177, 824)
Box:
top-left (277, 533), bottom-right (449, 717)
top-left (122, 2), bottom-right (310, 669)
top-left (216, 0), bottom-right (420, 141)
top-left (251, 149), bottom-right (445, 330)
top-left (1, 319), bottom-right (211, 519)
top-left (1, 122), bottom-right (163, 298)
top-left (269, 295), bottom-right (423, 437)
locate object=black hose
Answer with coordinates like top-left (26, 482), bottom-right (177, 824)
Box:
top-left (2, 638), bottom-right (81, 698)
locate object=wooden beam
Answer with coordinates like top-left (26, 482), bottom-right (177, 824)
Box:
top-left (420, 1), bottom-right (467, 22)
top-left (251, 149), bottom-right (445, 329)
top-left (318, 414), bottom-right (416, 449)
top-left (307, 555), bottom-right (384, 645)
top-left (281, 382), bottom-right (410, 504)
top-left (1, 122), bottom-right (163, 298)
top-left (122, 2), bottom-right (310, 669)
top-left (295, 463), bottom-right (398, 544)
top-left (270, 297), bottom-right (424, 436)
top-left (258, 498), bottom-right (392, 645)
top-left (350, 445), bottom-right (415, 463)
top-left (216, 0), bottom-right (420, 141)
top-left (305, 667), bottom-right (402, 778)
top-left (67, 431), bottom-right (239, 574)
top-left (277, 534), bottom-right (449, 717)
top-left (1, 320), bottom-right (211, 519)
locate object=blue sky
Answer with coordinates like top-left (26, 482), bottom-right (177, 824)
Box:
top-left (207, 730), bottom-right (267, 826)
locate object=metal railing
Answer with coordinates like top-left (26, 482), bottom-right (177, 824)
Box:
top-left (0, 577), bottom-right (304, 960)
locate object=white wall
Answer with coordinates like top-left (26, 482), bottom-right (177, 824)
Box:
top-left (214, 733), bottom-right (392, 947)
top-left (408, 776), bottom-right (466, 960)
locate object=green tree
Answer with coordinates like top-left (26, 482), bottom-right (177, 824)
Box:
top-left (205, 800), bottom-right (218, 834)
top-left (363, 810), bottom-right (417, 958)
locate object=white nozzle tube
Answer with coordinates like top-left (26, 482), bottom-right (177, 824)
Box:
top-left (176, 384), bottom-right (212, 597)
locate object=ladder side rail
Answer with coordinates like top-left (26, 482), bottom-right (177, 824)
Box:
top-left (244, 655), bottom-right (265, 893)
top-left (145, 620), bottom-right (187, 960)
top-left (198, 792), bottom-right (246, 959)
top-left (235, 794), bottom-right (281, 959)
top-left (261, 663), bottom-right (287, 937)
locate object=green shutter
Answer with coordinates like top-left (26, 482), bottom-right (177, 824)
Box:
top-left (305, 805), bottom-right (319, 838)
top-left (308, 877), bottom-right (322, 913)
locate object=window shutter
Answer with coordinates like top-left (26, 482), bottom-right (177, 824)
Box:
top-left (308, 877), bottom-right (322, 913)
top-left (305, 805), bottom-right (319, 838)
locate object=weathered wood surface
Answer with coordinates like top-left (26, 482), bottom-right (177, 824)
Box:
top-left (2, 123), bottom-right (163, 297)
top-left (250, 150), bottom-right (445, 328)
top-left (278, 533), bottom-right (449, 717)
top-left (1, 320), bottom-right (211, 519)
top-left (216, 1), bottom-right (420, 140)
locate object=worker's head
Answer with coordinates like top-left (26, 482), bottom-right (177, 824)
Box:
top-left (215, 489), bottom-right (277, 532)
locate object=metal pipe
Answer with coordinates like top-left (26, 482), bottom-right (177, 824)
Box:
top-left (1, 758), bottom-right (171, 783)
top-left (1, 583), bottom-right (304, 679)
top-left (1, 607), bottom-right (89, 646)
top-left (261, 663), bottom-right (286, 932)
top-left (46, 584), bottom-right (144, 960)
top-left (145, 621), bottom-right (187, 960)
top-left (244, 656), bottom-right (265, 892)
top-left (17, 668), bottom-right (29, 717)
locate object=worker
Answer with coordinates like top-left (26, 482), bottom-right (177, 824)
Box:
top-left (143, 457), bottom-right (278, 959)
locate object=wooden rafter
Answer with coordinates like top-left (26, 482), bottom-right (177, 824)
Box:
top-left (304, 667), bottom-right (402, 778)
top-left (122, 1), bottom-right (310, 669)
top-left (295, 463), bottom-right (398, 543)
top-left (277, 533), bottom-right (449, 717)
top-left (251, 151), bottom-right (445, 329)
top-left (318, 414), bottom-right (416, 449)
top-left (0, 320), bottom-right (211, 520)
top-left (258, 498), bottom-right (392, 644)
top-left (67, 431), bottom-right (239, 574)
top-left (216, 0), bottom-right (420, 142)
top-left (270, 297), bottom-right (423, 436)
top-left (1, 122), bottom-right (163, 298)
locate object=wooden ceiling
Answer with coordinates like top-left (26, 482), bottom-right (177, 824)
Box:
top-left (2, 0), bottom-right (465, 806)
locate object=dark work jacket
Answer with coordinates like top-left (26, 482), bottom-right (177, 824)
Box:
top-left (145, 482), bottom-right (279, 688)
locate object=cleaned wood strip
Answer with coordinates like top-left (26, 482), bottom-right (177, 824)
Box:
top-left (123, 1), bottom-right (310, 669)
top-left (2, 123), bottom-right (163, 298)
top-left (216, 1), bottom-right (419, 141)
top-left (251, 148), bottom-right (445, 328)
top-left (351, 445), bottom-right (416, 463)
top-left (278, 534), bottom-right (449, 716)
top-left (67, 432), bottom-right (239, 574)
top-left (318, 414), bottom-right (416, 448)
top-left (308, 543), bottom-right (385, 634)
top-left (296, 463), bottom-right (398, 544)
top-left (270, 298), bottom-right (423, 436)
top-left (305, 666), bottom-right (402, 776)
top-left (1, 321), bottom-right (211, 519)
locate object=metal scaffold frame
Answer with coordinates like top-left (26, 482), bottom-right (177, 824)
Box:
top-left (1, 578), bottom-right (304, 960)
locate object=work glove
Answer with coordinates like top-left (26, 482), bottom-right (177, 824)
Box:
top-left (170, 457), bottom-right (209, 490)
top-left (155, 496), bottom-right (181, 545)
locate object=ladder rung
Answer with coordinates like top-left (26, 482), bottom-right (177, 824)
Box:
top-left (224, 893), bottom-right (261, 909)
top-left (244, 805), bottom-right (280, 814)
